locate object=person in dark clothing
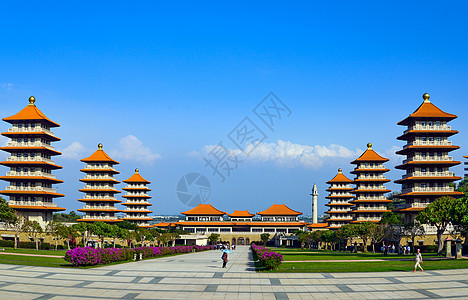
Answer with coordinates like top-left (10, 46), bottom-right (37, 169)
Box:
top-left (222, 252), bottom-right (228, 268)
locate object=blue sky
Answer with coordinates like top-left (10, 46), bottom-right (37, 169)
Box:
top-left (1, 1), bottom-right (467, 216)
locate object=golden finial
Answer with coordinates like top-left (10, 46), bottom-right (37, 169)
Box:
top-left (367, 143), bottom-right (372, 149)
top-left (423, 93), bottom-right (430, 102)
top-left (135, 168), bottom-right (139, 173)
top-left (28, 96), bottom-right (36, 105)
top-left (338, 168), bottom-right (342, 173)
top-left (98, 143), bottom-right (103, 150)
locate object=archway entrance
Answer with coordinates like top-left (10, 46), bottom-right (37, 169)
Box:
top-left (238, 237), bottom-right (245, 245)
top-left (246, 238), bottom-right (250, 245)
top-left (232, 237), bottom-right (236, 245)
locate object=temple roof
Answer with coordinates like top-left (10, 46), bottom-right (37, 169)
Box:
top-left (81, 144), bottom-right (119, 164)
top-left (3, 97), bottom-right (60, 127)
top-left (181, 203), bottom-right (227, 215)
top-left (257, 204), bottom-right (302, 216)
top-left (351, 143), bottom-right (389, 164)
top-left (326, 169), bottom-right (353, 183)
top-left (398, 94), bottom-right (457, 125)
top-left (228, 210), bottom-right (255, 218)
top-left (123, 169), bottom-right (151, 183)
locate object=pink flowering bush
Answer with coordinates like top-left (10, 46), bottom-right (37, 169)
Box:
top-left (65, 245), bottom-right (214, 267)
top-left (251, 244), bottom-right (283, 270)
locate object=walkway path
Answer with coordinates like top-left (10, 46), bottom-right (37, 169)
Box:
top-left (1, 246), bottom-right (468, 299)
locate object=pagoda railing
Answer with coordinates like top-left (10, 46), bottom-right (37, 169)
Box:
top-left (125, 192), bottom-right (149, 196)
top-left (8, 127), bottom-right (55, 136)
top-left (402, 156), bottom-right (453, 164)
top-left (355, 186), bottom-right (386, 190)
top-left (402, 171), bottom-right (454, 178)
top-left (7, 156), bottom-right (55, 164)
top-left (83, 185), bottom-right (119, 191)
top-left (357, 164), bottom-right (385, 169)
top-left (404, 140), bottom-right (452, 148)
top-left (329, 192), bottom-right (353, 196)
top-left (5, 186), bottom-right (57, 193)
top-left (6, 171), bottom-right (56, 179)
top-left (402, 186), bottom-right (454, 194)
top-left (83, 215), bottom-right (118, 220)
top-left (9, 201), bottom-right (57, 207)
top-left (83, 175), bottom-right (116, 180)
top-left (126, 184), bottom-right (148, 189)
top-left (83, 165), bottom-right (117, 171)
top-left (356, 175), bottom-right (386, 180)
top-left (83, 196), bottom-right (117, 200)
top-left (81, 205), bottom-right (119, 210)
top-left (404, 125), bottom-right (451, 133)
top-left (7, 141), bottom-right (55, 150)
top-left (123, 208), bottom-right (152, 212)
top-left (355, 196), bottom-right (388, 200)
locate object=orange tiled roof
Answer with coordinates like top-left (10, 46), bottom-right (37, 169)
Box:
top-left (464, 156), bottom-right (468, 158)
top-left (351, 144), bottom-right (389, 163)
top-left (9, 205), bottom-right (66, 211)
top-left (123, 169), bottom-right (151, 183)
top-left (81, 144), bottom-right (119, 164)
top-left (228, 210), bottom-right (255, 218)
top-left (3, 98), bottom-right (60, 127)
top-left (398, 94), bottom-right (457, 125)
top-left (257, 204), bottom-right (302, 216)
top-left (181, 203), bottom-right (227, 215)
top-left (326, 169), bottom-right (353, 183)
top-left (307, 223), bottom-right (328, 228)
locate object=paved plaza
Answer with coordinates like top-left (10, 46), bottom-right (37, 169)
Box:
top-left (1, 246), bottom-right (468, 299)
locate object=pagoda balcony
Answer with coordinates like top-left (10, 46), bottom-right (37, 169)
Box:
top-left (402, 156), bottom-right (453, 164)
top-left (83, 195), bottom-right (117, 200)
top-left (355, 196), bottom-right (387, 200)
top-left (81, 205), bottom-right (118, 210)
top-left (356, 175), bottom-right (386, 180)
top-left (354, 205), bottom-right (387, 210)
top-left (404, 125), bottom-right (451, 133)
top-left (357, 164), bottom-right (384, 169)
top-left (83, 175), bottom-right (116, 180)
top-left (402, 171), bottom-right (455, 179)
top-left (83, 165), bottom-right (117, 171)
top-left (125, 192), bottom-right (149, 196)
top-left (6, 171), bottom-right (56, 179)
top-left (8, 127), bottom-right (55, 136)
top-left (328, 208), bottom-right (352, 212)
top-left (402, 186), bottom-right (454, 194)
top-left (127, 184), bottom-right (147, 189)
top-left (7, 156), bottom-right (55, 164)
top-left (124, 208), bottom-right (152, 212)
top-left (83, 185), bottom-right (118, 190)
top-left (329, 192), bottom-right (353, 197)
top-left (9, 200), bottom-right (57, 207)
top-left (405, 202), bottom-right (429, 209)
top-left (83, 215), bottom-right (118, 220)
top-left (5, 186), bottom-right (57, 193)
top-left (7, 141), bottom-right (55, 150)
top-left (404, 140), bottom-right (452, 148)
top-left (354, 216), bottom-right (380, 221)
top-left (355, 186), bottom-right (385, 190)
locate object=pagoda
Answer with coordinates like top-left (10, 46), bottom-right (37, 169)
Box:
top-left (121, 168), bottom-right (153, 227)
top-left (464, 156), bottom-right (468, 178)
top-left (350, 143), bottom-right (392, 223)
top-left (325, 168), bottom-right (354, 229)
top-left (395, 93), bottom-right (463, 221)
top-left (77, 144), bottom-right (123, 223)
top-left (0, 96), bottom-right (65, 226)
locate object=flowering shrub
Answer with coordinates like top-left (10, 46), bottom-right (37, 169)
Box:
top-left (251, 244), bottom-right (283, 270)
top-left (65, 245), bottom-right (214, 267)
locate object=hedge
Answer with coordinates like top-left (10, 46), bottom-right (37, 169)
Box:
top-left (64, 245), bottom-right (214, 267)
top-left (251, 244), bottom-right (283, 270)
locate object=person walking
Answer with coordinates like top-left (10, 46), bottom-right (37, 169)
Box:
top-left (222, 252), bottom-right (228, 268)
top-left (413, 249), bottom-right (423, 272)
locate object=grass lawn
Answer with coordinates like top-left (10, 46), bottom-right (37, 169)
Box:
top-left (0, 247), bottom-right (67, 256)
top-left (0, 253), bottom-right (71, 267)
top-left (272, 259), bottom-right (468, 273)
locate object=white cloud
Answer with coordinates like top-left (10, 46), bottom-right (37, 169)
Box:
top-left (195, 140), bottom-right (362, 169)
top-left (61, 142), bottom-right (86, 159)
top-left (384, 145), bottom-right (403, 165)
top-left (111, 135), bottom-right (161, 166)
top-left (0, 83), bottom-right (13, 90)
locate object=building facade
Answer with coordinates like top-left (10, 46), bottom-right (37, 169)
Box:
top-left (77, 144), bottom-right (123, 223)
top-left (325, 168), bottom-right (354, 229)
top-left (176, 203), bottom-right (307, 245)
top-left (395, 93), bottom-right (463, 221)
top-left (0, 97), bottom-right (65, 227)
top-left (464, 156), bottom-right (468, 178)
top-left (350, 143), bottom-right (391, 223)
top-left (121, 169), bottom-right (153, 227)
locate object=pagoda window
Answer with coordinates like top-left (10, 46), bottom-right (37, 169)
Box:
top-left (437, 167), bottom-right (443, 172)
top-left (422, 137), bottom-right (427, 142)
top-left (428, 121), bottom-right (433, 126)
top-left (429, 137), bottom-right (434, 142)
top-left (421, 168), bottom-right (427, 172)
top-left (438, 182), bottom-right (443, 187)
top-left (421, 121), bottom-right (426, 126)
top-left (421, 152), bottom-right (427, 158)
top-left (429, 183), bottom-right (435, 188)
top-left (436, 121), bottom-right (441, 126)
top-left (421, 183), bottom-right (427, 188)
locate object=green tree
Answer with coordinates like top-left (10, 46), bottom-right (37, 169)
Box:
top-left (208, 233), bottom-right (220, 245)
top-left (417, 196), bottom-right (458, 255)
top-left (260, 233), bottom-right (270, 245)
top-left (57, 224), bottom-right (78, 250)
top-left (52, 211), bottom-right (80, 222)
top-left (356, 222), bottom-right (374, 253)
top-left (107, 225), bottom-right (121, 247)
top-left (368, 224), bottom-right (384, 253)
top-left (73, 222), bottom-right (93, 247)
top-left (116, 220), bottom-right (139, 230)
top-left (321, 230), bottom-right (337, 250)
top-left (0, 197), bottom-right (16, 223)
top-left (402, 221), bottom-right (425, 254)
top-left (451, 197), bottom-right (468, 245)
top-left (456, 178), bottom-right (468, 195)
top-left (45, 221), bottom-right (62, 250)
top-left (379, 211), bottom-right (402, 225)
top-left (22, 220), bottom-right (43, 251)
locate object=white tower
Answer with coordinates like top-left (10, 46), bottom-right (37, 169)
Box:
top-left (311, 183), bottom-right (319, 224)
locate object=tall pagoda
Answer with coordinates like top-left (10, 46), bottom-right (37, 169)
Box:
top-left (464, 156), bottom-right (468, 178)
top-left (77, 144), bottom-right (123, 223)
top-left (324, 168), bottom-right (354, 229)
top-left (350, 143), bottom-right (391, 223)
top-left (395, 93), bottom-right (463, 221)
top-left (0, 96), bottom-right (65, 226)
top-left (121, 168), bottom-right (153, 227)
